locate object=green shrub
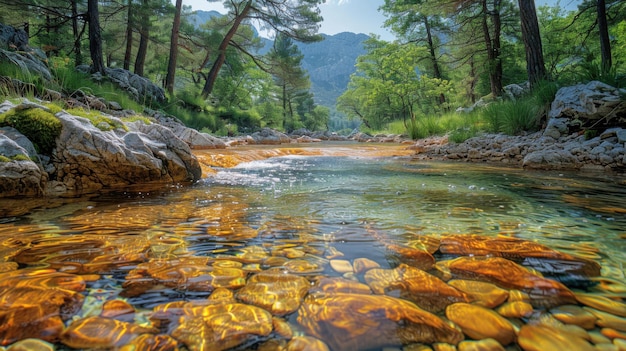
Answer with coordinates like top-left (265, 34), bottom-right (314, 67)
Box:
top-left (66, 107), bottom-right (126, 131)
top-left (0, 107), bottom-right (62, 154)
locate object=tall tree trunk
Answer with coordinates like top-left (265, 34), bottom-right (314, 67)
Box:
top-left (88, 0), bottom-right (105, 74)
top-left (71, 0), bottom-right (82, 66)
top-left (123, 0), bottom-right (133, 70)
top-left (423, 15), bottom-right (446, 104)
top-left (518, 0), bottom-right (546, 88)
top-left (165, 0), bottom-right (183, 94)
top-left (481, 0), bottom-right (503, 97)
top-left (597, 0), bottom-right (612, 73)
top-left (134, 0), bottom-right (149, 76)
top-left (201, 0), bottom-right (253, 98)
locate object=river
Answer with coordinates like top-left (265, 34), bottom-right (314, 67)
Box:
top-left (0, 143), bottom-right (624, 350)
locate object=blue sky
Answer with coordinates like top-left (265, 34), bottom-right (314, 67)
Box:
top-left (181, 0), bottom-right (581, 41)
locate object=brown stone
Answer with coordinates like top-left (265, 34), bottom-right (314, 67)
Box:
top-left (286, 336), bottom-right (330, 351)
top-left (171, 303), bottom-right (273, 351)
top-left (518, 324), bottom-right (596, 351)
top-left (585, 307), bottom-right (626, 331)
top-left (236, 268), bottom-right (310, 316)
top-left (448, 279), bottom-right (509, 308)
top-left (364, 264), bottom-right (471, 313)
top-left (311, 277), bottom-right (372, 295)
top-left (118, 334), bottom-right (180, 351)
top-left (576, 293), bottom-right (626, 318)
top-left (441, 256), bottom-right (577, 308)
top-left (6, 338), bottom-right (55, 351)
top-left (496, 301), bottom-right (534, 318)
top-left (550, 305), bottom-right (597, 330)
top-left (60, 316), bottom-right (156, 349)
top-left (101, 299), bottom-right (135, 322)
top-left (353, 258), bottom-right (380, 274)
top-left (385, 244), bottom-right (435, 271)
top-left (439, 234), bottom-right (601, 277)
top-left (297, 293), bottom-right (464, 350)
top-left (122, 257), bottom-right (246, 297)
top-left (457, 338), bottom-right (506, 351)
top-left (445, 303), bottom-right (516, 345)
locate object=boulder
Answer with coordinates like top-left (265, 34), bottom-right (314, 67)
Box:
top-left (75, 66), bottom-right (166, 105)
top-left (249, 128), bottom-right (291, 145)
top-left (0, 24), bottom-right (51, 81)
top-left (152, 113), bottom-right (226, 149)
top-left (0, 127), bottom-right (44, 197)
top-left (549, 81), bottom-right (626, 131)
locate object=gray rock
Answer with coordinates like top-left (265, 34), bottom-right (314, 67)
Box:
top-left (249, 128), bottom-right (291, 145)
top-left (0, 131), bottom-right (44, 197)
top-left (549, 81), bottom-right (626, 124)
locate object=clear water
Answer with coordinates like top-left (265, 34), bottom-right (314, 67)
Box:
top-left (1, 144), bottom-right (625, 349)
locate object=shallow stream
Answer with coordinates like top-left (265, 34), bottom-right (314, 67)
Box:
top-left (1, 143), bottom-right (625, 350)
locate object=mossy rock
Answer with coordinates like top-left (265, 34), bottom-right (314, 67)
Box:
top-left (0, 106), bottom-right (62, 154)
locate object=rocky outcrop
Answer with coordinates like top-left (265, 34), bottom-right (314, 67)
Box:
top-left (0, 24), bottom-right (52, 81)
top-left (152, 112), bottom-right (226, 149)
top-left (76, 66), bottom-right (166, 105)
top-left (248, 128), bottom-right (291, 145)
top-left (414, 82), bottom-right (626, 172)
top-left (0, 100), bottom-right (202, 197)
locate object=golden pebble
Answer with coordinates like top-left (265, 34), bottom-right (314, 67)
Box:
top-left (576, 293), bottom-right (626, 318)
top-left (445, 303), bottom-right (516, 345)
top-left (330, 259), bottom-right (353, 274)
top-left (432, 343), bottom-right (456, 351)
top-left (353, 257), bottom-right (380, 275)
top-left (589, 330), bottom-right (612, 345)
top-left (614, 338), bottom-right (626, 351)
top-left (496, 301), bottom-right (534, 318)
top-left (550, 305), bottom-right (597, 330)
top-left (584, 307), bottom-right (626, 331)
top-left (457, 338), bottom-right (505, 351)
top-left (518, 324), bottom-right (595, 351)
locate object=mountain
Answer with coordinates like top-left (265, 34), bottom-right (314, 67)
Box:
top-left (189, 11), bottom-right (369, 108)
top-left (296, 32), bottom-right (369, 107)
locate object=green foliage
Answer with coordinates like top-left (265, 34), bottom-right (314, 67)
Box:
top-left (0, 154), bottom-right (31, 162)
top-left (482, 99), bottom-right (541, 135)
top-left (0, 107), bottom-right (62, 154)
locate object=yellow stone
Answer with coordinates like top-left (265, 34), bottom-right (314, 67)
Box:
top-left (353, 257), bottom-right (380, 274)
top-left (458, 338), bottom-right (505, 351)
top-left (518, 324), bottom-right (595, 351)
top-left (585, 307), bottom-right (626, 331)
top-left (576, 293), bottom-right (626, 318)
top-left (286, 336), bottom-right (330, 351)
top-left (550, 305), bottom-right (597, 330)
top-left (330, 259), bottom-right (353, 274)
top-left (445, 303), bottom-right (516, 345)
top-left (448, 279), bottom-right (509, 308)
top-left (496, 301), bottom-right (533, 318)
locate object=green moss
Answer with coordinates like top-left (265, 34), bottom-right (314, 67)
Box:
top-left (0, 155), bottom-right (10, 162)
top-left (124, 114), bottom-right (152, 125)
top-left (0, 107), bottom-right (62, 154)
top-left (66, 108), bottom-right (127, 132)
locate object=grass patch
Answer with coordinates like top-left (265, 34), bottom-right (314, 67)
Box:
top-left (65, 107), bottom-right (127, 131)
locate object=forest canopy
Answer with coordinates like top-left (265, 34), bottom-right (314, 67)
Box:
top-left (0, 0), bottom-right (624, 138)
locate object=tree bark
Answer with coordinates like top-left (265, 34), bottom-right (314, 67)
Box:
top-left (201, 0), bottom-right (253, 98)
top-left (597, 0), bottom-right (612, 73)
top-left (71, 0), bottom-right (82, 66)
top-left (481, 0), bottom-right (502, 97)
top-left (518, 0), bottom-right (546, 88)
top-left (134, 0), bottom-right (149, 76)
top-left (165, 0), bottom-right (183, 94)
top-left (88, 0), bottom-right (105, 74)
top-left (123, 0), bottom-right (133, 70)
top-left (423, 15), bottom-right (446, 104)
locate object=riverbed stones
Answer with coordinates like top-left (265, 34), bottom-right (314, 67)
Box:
top-left (60, 316), bottom-right (156, 349)
top-left (550, 305), bottom-right (597, 330)
top-left (438, 256), bottom-right (577, 308)
top-left (171, 302), bottom-right (273, 351)
top-left (121, 257), bottom-right (247, 297)
top-left (576, 293), bottom-right (626, 317)
top-left (364, 264), bottom-right (471, 313)
top-left (585, 307), bottom-right (626, 331)
top-left (310, 277), bottom-right (372, 295)
top-left (236, 268), bottom-right (310, 316)
top-left (439, 234), bottom-right (601, 278)
top-left (446, 303), bottom-right (516, 345)
top-left (517, 324), bottom-right (596, 351)
top-left (448, 280), bottom-right (509, 308)
top-left (385, 244), bottom-right (436, 270)
top-left (297, 293), bottom-right (464, 350)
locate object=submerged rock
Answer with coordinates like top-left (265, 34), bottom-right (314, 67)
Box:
top-left (439, 256), bottom-right (577, 308)
top-left (171, 303), bottom-right (273, 351)
top-left (446, 303), bottom-right (517, 345)
top-left (364, 264), bottom-right (471, 313)
top-left (297, 293), bottom-right (464, 350)
top-left (236, 268), bottom-right (310, 316)
top-left (60, 316), bottom-right (156, 349)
